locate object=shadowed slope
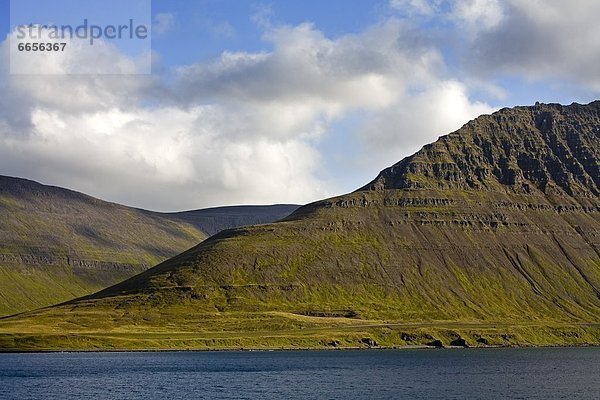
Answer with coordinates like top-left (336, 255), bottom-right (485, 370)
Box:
top-left (168, 204), bottom-right (299, 236)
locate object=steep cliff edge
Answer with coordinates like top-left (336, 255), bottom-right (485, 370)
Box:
top-left (363, 102), bottom-right (599, 201)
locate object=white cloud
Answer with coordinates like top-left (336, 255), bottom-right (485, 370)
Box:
top-left (467, 0), bottom-right (600, 90)
top-left (8, 28), bottom-right (148, 76)
top-left (154, 13), bottom-right (176, 35)
top-left (358, 80), bottom-right (493, 166)
top-left (171, 19), bottom-right (495, 183)
top-left (1, 106), bottom-right (324, 210)
top-left (452, 0), bottom-right (504, 31)
top-left (389, 0), bottom-right (504, 31)
top-left (0, 19), bottom-right (494, 211)
top-left (0, 28), bottom-right (332, 210)
top-left (389, 0), bottom-right (442, 16)
top-left (176, 20), bottom-right (445, 119)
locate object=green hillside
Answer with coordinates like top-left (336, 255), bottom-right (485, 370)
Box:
top-left (0, 177), bottom-right (298, 316)
top-left (0, 176), bottom-right (207, 316)
top-left (1, 101), bottom-right (599, 350)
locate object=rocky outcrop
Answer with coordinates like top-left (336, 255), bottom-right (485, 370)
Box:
top-left (363, 102), bottom-right (600, 201)
top-left (0, 253), bottom-right (146, 272)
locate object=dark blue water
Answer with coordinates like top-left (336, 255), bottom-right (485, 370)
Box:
top-left (0, 348), bottom-right (598, 399)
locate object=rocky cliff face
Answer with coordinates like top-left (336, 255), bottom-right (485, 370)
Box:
top-left (364, 102), bottom-right (600, 201)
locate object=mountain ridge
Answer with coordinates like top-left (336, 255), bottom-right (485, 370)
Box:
top-left (169, 204), bottom-right (300, 236)
top-left (363, 101), bottom-right (599, 199)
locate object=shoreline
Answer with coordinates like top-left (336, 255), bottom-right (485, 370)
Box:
top-left (1, 343), bottom-right (598, 354)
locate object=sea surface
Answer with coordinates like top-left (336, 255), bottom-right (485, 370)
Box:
top-left (0, 348), bottom-right (598, 399)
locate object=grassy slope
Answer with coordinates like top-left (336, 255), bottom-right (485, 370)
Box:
top-left (2, 189), bottom-right (598, 350)
top-left (0, 177), bottom-right (299, 317)
top-left (0, 179), bottom-right (207, 316)
top-left (0, 264), bottom-right (144, 317)
top-left (1, 102), bottom-right (599, 350)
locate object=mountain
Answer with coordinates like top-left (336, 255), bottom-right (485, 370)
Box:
top-left (0, 176), bottom-right (299, 316)
top-left (168, 205), bottom-right (300, 236)
top-left (1, 101), bottom-right (599, 350)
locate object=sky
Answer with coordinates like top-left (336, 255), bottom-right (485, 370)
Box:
top-left (0, 0), bottom-right (599, 211)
